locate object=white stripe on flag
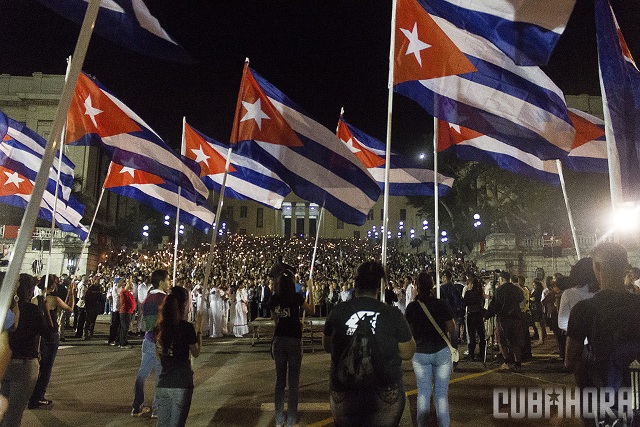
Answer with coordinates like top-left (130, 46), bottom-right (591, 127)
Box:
top-left (129, 184), bottom-right (214, 225)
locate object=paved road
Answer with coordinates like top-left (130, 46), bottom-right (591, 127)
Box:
top-left (19, 317), bottom-right (582, 426)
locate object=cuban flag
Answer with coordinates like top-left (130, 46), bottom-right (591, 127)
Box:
top-left (183, 122), bottom-right (291, 209)
top-left (2, 115), bottom-right (76, 203)
top-left (337, 117), bottom-right (454, 196)
top-left (595, 0), bottom-right (640, 204)
top-left (564, 109), bottom-right (608, 173)
top-left (103, 162), bottom-right (215, 234)
top-left (66, 72), bottom-right (208, 200)
top-left (437, 119), bottom-right (561, 185)
top-left (230, 65), bottom-right (381, 226)
top-left (0, 111), bottom-right (6, 141)
top-left (36, 0), bottom-right (192, 63)
top-left (393, 0), bottom-right (575, 161)
top-left (0, 165), bottom-right (88, 240)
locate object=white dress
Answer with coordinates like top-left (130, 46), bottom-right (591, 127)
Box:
top-left (233, 287), bottom-right (249, 337)
top-left (209, 287), bottom-right (224, 338)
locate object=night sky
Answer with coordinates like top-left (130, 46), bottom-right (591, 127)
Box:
top-left (0, 0), bottom-right (639, 159)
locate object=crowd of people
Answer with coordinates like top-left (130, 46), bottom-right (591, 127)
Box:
top-left (1, 235), bottom-right (639, 426)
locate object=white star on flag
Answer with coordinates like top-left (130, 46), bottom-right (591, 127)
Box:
top-left (241, 98), bottom-right (270, 130)
top-left (448, 123), bottom-right (461, 134)
top-left (119, 166), bottom-right (136, 178)
top-left (400, 23), bottom-right (431, 67)
top-left (3, 171), bottom-right (24, 188)
top-left (342, 137), bottom-right (361, 154)
top-left (191, 145), bottom-right (210, 166)
top-left (84, 95), bottom-right (103, 128)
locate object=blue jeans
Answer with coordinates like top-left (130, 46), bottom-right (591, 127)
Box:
top-left (2, 358), bottom-right (39, 427)
top-left (273, 336), bottom-right (302, 427)
top-left (30, 332), bottom-right (60, 404)
top-left (330, 382), bottom-right (405, 427)
top-left (156, 387), bottom-right (193, 427)
top-left (412, 348), bottom-right (452, 427)
top-left (132, 338), bottom-right (161, 412)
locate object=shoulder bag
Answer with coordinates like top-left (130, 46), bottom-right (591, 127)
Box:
top-left (417, 300), bottom-right (459, 365)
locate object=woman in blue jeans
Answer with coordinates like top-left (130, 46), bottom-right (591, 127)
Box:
top-left (155, 286), bottom-right (203, 427)
top-left (405, 272), bottom-right (455, 427)
top-left (269, 270), bottom-right (314, 427)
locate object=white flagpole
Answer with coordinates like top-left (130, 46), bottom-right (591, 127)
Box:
top-left (381, 0), bottom-right (399, 300)
top-left (556, 160), bottom-right (581, 259)
top-left (0, 0), bottom-right (101, 329)
top-left (309, 207), bottom-right (325, 281)
top-left (78, 186), bottom-right (106, 275)
top-left (173, 118), bottom-right (188, 285)
top-left (434, 117), bottom-right (441, 299)
top-left (202, 147), bottom-right (232, 292)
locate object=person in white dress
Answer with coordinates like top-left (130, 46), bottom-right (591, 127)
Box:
top-left (233, 283), bottom-right (249, 337)
top-left (209, 286), bottom-right (224, 338)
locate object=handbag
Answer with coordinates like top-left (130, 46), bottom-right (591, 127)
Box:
top-left (417, 301), bottom-right (460, 364)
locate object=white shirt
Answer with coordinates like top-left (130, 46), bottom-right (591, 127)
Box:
top-left (557, 285), bottom-right (596, 331)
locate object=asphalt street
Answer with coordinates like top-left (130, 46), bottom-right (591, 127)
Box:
top-left (18, 316), bottom-right (583, 426)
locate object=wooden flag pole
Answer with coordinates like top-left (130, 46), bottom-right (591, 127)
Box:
top-left (0, 0), bottom-right (101, 330)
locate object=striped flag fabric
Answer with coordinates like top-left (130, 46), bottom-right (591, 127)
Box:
top-left (393, 0), bottom-right (575, 161)
top-left (595, 0), bottom-right (640, 204)
top-left (564, 109), bottom-right (608, 173)
top-left (230, 65), bottom-right (381, 225)
top-left (36, 0), bottom-right (193, 63)
top-left (66, 72), bottom-right (208, 200)
top-left (1, 115), bottom-right (75, 203)
top-left (103, 162), bottom-right (215, 234)
top-left (423, 0), bottom-right (576, 66)
top-left (183, 122), bottom-right (291, 209)
top-left (337, 117), bottom-right (454, 196)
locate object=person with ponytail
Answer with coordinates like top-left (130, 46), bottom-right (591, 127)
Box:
top-left (155, 286), bottom-right (203, 427)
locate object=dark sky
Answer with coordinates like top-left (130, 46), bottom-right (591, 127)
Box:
top-left (1, 0), bottom-right (639, 158)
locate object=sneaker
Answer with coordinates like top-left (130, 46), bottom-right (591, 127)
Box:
top-left (131, 406), bottom-right (151, 417)
top-left (499, 362), bottom-right (511, 372)
top-left (119, 345), bottom-right (132, 349)
top-left (109, 341), bottom-right (116, 346)
top-left (151, 412), bottom-right (158, 419)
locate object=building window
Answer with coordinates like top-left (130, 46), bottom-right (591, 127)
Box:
top-left (337, 219), bottom-right (344, 229)
top-left (380, 209), bottom-right (384, 221)
top-left (400, 209), bottom-right (407, 221)
top-left (240, 206), bottom-right (248, 218)
top-left (367, 210), bottom-right (374, 220)
top-left (353, 230), bottom-right (360, 240)
top-left (225, 206), bottom-right (234, 220)
top-left (256, 208), bottom-right (264, 228)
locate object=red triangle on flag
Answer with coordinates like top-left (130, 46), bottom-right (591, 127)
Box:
top-left (569, 111), bottom-right (606, 150)
top-left (394, 0), bottom-right (476, 85)
top-left (103, 162), bottom-right (165, 189)
top-left (0, 165), bottom-right (33, 196)
top-left (336, 120), bottom-right (385, 168)
top-left (231, 66), bottom-right (303, 147)
top-left (184, 124), bottom-right (236, 176)
top-left (66, 73), bottom-right (141, 144)
top-left (436, 119), bottom-right (483, 152)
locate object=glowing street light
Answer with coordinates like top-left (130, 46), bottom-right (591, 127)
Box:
top-left (441, 230), bottom-right (448, 243)
top-left (473, 213), bottom-right (482, 228)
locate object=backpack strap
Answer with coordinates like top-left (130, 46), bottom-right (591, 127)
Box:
top-left (417, 300), bottom-right (454, 353)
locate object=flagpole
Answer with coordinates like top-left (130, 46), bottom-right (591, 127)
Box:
top-left (79, 186), bottom-right (105, 275)
top-left (172, 118), bottom-right (189, 285)
top-left (309, 207), bottom-right (325, 281)
top-left (0, 0), bottom-right (100, 330)
top-left (555, 160), bottom-right (581, 259)
top-left (381, 0), bottom-right (399, 301)
top-left (434, 117), bottom-right (441, 299)
top-left (202, 147), bottom-right (232, 292)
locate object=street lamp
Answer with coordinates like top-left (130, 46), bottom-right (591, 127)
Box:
top-left (410, 228), bottom-right (415, 239)
top-left (164, 215), bottom-right (170, 226)
top-left (473, 213), bottom-right (482, 228)
top-left (178, 224), bottom-right (185, 235)
top-left (142, 224), bottom-right (149, 238)
top-left (441, 230), bottom-right (448, 243)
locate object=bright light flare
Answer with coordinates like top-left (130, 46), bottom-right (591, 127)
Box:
top-left (611, 204), bottom-right (640, 232)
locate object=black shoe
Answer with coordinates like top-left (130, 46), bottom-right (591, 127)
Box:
top-left (28, 399), bottom-right (52, 409)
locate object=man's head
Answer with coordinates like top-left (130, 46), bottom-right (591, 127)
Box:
top-left (150, 269), bottom-right (171, 292)
top-left (354, 261), bottom-right (386, 297)
top-left (591, 242), bottom-right (628, 291)
top-left (498, 271), bottom-right (511, 284)
top-left (441, 270), bottom-right (452, 283)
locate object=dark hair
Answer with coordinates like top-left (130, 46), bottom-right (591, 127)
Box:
top-left (17, 273), bottom-right (37, 303)
top-left (499, 271), bottom-right (511, 281)
top-left (150, 269), bottom-right (169, 289)
top-left (156, 286), bottom-right (189, 353)
top-left (354, 261), bottom-right (386, 293)
top-left (569, 257), bottom-right (600, 293)
top-left (38, 274), bottom-right (59, 292)
top-left (416, 272), bottom-right (434, 302)
top-left (442, 270), bottom-right (452, 281)
top-left (275, 270), bottom-right (295, 298)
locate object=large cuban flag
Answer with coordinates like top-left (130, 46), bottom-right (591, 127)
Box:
top-left (103, 162), bottom-right (215, 234)
top-left (595, 0), bottom-right (640, 204)
top-left (183, 122), bottom-right (291, 209)
top-left (337, 117), bottom-right (454, 196)
top-left (36, 0), bottom-right (192, 63)
top-left (564, 109), bottom-right (608, 173)
top-left (66, 72), bottom-right (208, 200)
top-left (393, 0), bottom-right (575, 161)
top-left (230, 64), bottom-right (381, 226)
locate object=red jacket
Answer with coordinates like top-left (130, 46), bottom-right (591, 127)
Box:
top-left (119, 289), bottom-right (136, 314)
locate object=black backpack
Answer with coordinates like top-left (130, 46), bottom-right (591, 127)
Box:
top-left (335, 307), bottom-right (384, 389)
